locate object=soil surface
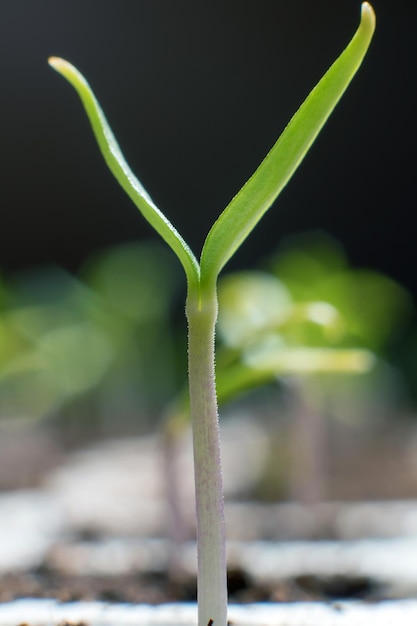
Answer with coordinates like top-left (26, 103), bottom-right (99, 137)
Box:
top-left (0, 567), bottom-right (377, 605)
top-left (2, 413), bottom-right (417, 608)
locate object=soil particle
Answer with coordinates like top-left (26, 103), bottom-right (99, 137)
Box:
top-left (294, 574), bottom-right (378, 600)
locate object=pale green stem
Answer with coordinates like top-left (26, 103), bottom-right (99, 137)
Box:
top-left (186, 287), bottom-right (227, 626)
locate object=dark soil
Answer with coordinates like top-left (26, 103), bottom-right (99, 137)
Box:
top-left (0, 569), bottom-right (194, 605)
top-left (0, 566), bottom-right (382, 605)
top-left (0, 417), bottom-right (415, 607)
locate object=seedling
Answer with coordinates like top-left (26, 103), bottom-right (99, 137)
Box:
top-left (48, 5), bottom-right (375, 626)
top-left (215, 236), bottom-right (409, 502)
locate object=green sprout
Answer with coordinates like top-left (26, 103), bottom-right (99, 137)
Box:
top-left (49, 5), bottom-right (375, 625)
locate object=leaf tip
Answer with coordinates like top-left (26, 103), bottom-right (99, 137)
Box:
top-left (48, 56), bottom-right (65, 70)
top-left (48, 57), bottom-right (78, 81)
top-left (48, 57), bottom-right (88, 91)
top-left (361, 2), bottom-right (376, 31)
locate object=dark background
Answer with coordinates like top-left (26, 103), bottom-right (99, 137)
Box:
top-left (0, 1), bottom-right (415, 293)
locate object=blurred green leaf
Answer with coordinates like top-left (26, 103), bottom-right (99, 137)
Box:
top-left (272, 233), bottom-right (412, 350)
top-left (217, 272), bottom-right (292, 348)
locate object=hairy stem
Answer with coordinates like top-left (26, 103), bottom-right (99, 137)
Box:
top-left (186, 287), bottom-right (227, 626)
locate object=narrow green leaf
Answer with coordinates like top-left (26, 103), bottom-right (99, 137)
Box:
top-left (245, 346), bottom-right (375, 375)
top-left (48, 57), bottom-right (200, 287)
top-left (215, 347), bottom-right (374, 404)
top-left (200, 3), bottom-right (375, 288)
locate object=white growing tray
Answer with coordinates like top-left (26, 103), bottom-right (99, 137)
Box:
top-left (2, 600), bottom-right (417, 626)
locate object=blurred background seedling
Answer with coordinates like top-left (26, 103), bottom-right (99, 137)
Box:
top-left (1, 231), bottom-right (412, 479)
top-left (2, 230), bottom-right (412, 548)
top-left (216, 231), bottom-right (412, 503)
top-left (0, 241), bottom-right (184, 435)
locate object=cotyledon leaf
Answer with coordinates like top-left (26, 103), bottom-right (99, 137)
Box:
top-left (48, 57), bottom-right (200, 288)
top-left (200, 3), bottom-right (375, 289)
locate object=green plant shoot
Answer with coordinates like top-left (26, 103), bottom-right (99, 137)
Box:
top-left (49, 4), bottom-right (375, 625)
